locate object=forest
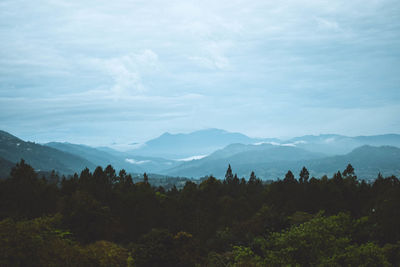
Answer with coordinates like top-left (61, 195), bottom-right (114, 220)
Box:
top-left (0, 160), bottom-right (399, 266)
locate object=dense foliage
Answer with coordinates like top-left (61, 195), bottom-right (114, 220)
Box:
top-left (0, 160), bottom-right (399, 266)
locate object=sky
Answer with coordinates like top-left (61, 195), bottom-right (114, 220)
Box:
top-left (0, 0), bottom-right (399, 145)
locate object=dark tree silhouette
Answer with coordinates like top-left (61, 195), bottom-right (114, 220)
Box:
top-left (284, 170), bottom-right (296, 183)
top-left (225, 164), bottom-right (233, 184)
top-left (299, 166), bottom-right (310, 183)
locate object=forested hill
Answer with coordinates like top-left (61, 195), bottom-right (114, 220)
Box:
top-left (0, 130), bottom-right (95, 175)
top-left (0, 160), bottom-right (399, 266)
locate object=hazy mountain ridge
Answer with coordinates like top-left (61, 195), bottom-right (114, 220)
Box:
top-left (127, 128), bottom-right (279, 159)
top-left (45, 142), bottom-right (180, 174)
top-left (164, 143), bottom-right (323, 178)
top-left (45, 142), bottom-right (143, 173)
top-left (166, 144), bottom-right (400, 180)
top-left (128, 129), bottom-right (400, 159)
top-left (284, 134), bottom-right (400, 155)
top-left (299, 145), bottom-right (400, 178)
top-left (1, 129), bottom-right (400, 180)
top-left (166, 143), bottom-right (326, 177)
top-left (0, 130), bottom-right (95, 176)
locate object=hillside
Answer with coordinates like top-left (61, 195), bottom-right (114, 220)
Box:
top-left (0, 156), bottom-right (14, 178)
top-left (46, 142), bottom-right (180, 174)
top-left (45, 142), bottom-right (143, 173)
top-left (0, 130), bottom-right (95, 174)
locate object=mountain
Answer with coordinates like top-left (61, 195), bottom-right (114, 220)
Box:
top-left (45, 142), bottom-right (142, 173)
top-left (45, 142), bottom-right (180, 174)
top-left (165, 143), bottom-right (326, 178)
top-left (0, 130), bottom-right (95, 174)
top-left (128, 130), bottom-right (400, 160)
top-left (3, 129), bottom-right (400, 179)
top-left (299, 145), bottom-right (400, 179)
top-left (285, 134), bottom-right (400, 155)
top-left (127, 128), bottom-right (277, 159)
top-left (165, 144), bottom-right (400, 180)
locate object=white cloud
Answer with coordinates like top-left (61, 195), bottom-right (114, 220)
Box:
top-left (315, 17), bottom-right (340, 31)
top-left (324, 137), bottom-right (336, 144)
top-left (176, 155), bottom-right (208, 161)
top-left (281, 143), bottom-right (296, 147)
top-left (254, 141), bottom-right (297, 147)
top-left (87, 50), bottom-right (159, 100)
top-left (188, 41), bottom-right (231, 70)
top-left (125, 158), bottom-right (151, 165)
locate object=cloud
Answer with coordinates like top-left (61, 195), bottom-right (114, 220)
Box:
top-left (315, 17), bottom-right (340, 31)
top-left (87, 50), bottom-right (159, 99)
top-left (0, 0), bottom-right (399, 144)
top-left (125, 158), bottom-right (150, 165)
top-left (176, 155), bottom-right (208, 161)
top-left (187, 40), bottom-right (232, 70)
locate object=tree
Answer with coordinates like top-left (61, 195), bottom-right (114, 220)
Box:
top-left (284, 170), bottom-right (296, 183)
top-left (10, 159), bottom-right (37, 183)
top-left (133, 229), bottom-right (177, 267)
top-left (84, 240), bottom-right (130, 267)
top-left (343, 164), bottom-right (357, 183)
top-left (104, 165), bottom-right (117, 184)
top-left (249, 171), bottom-right (257, 184)
top-left (0, 215), bottom-right (131, 267)
top-left (342, 164), bottom-right (355, 177)
top-left (333, 171), bottom-right (343, 183)
top-left (2, 159), bottom-right (54, 219)
top-left (324, 243), bottom-right (391, 266)
top-left (115, 169), bottom-right (133, 190)
top-left (261, 213), bottom-right (354, 266)
top-left (233, 173), bottom-right (239, 185)
top-left (225, 164), bottom-right (233, 184)
top-left (299, 167), bottom-right (309, 184)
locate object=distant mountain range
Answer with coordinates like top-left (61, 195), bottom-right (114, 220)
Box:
top-left (45, 142), bottom-right (180, 175)
top-left (126, 130), bottom-right (400, 158)
top-left (126, 128), bottom-right (278, 159)
top-left (285, 134), bottom-right (400, 155)
top-left (0, 129), bottom-right (399, 180)
top-left (45, 142), bottom-right (142, 173)
top-left (165, 143), bottom-right (324, 178)
top-left (165, 143), bottom-right (400, 180)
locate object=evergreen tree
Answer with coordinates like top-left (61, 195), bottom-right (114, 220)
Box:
top-left (143, 172), bottom-right (149, 184)
top-left (342, 164), bottom-right (356, 180)
top-left (249, 171), bottom-right (257, 184)
top-left (299, 166), bottom-right (310, 184)
top-left (233, 173), bottom-right (239, 184)
top-left (225, 164), bottom-right (233, 184)
top-left (284, 170), bottom-right (296, 183)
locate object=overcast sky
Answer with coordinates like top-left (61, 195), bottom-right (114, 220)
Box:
top-left (1, 0), bottom-right (399, 145)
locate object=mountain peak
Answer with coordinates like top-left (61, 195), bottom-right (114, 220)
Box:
top-left (130, 128), bottom-right (258, 159)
